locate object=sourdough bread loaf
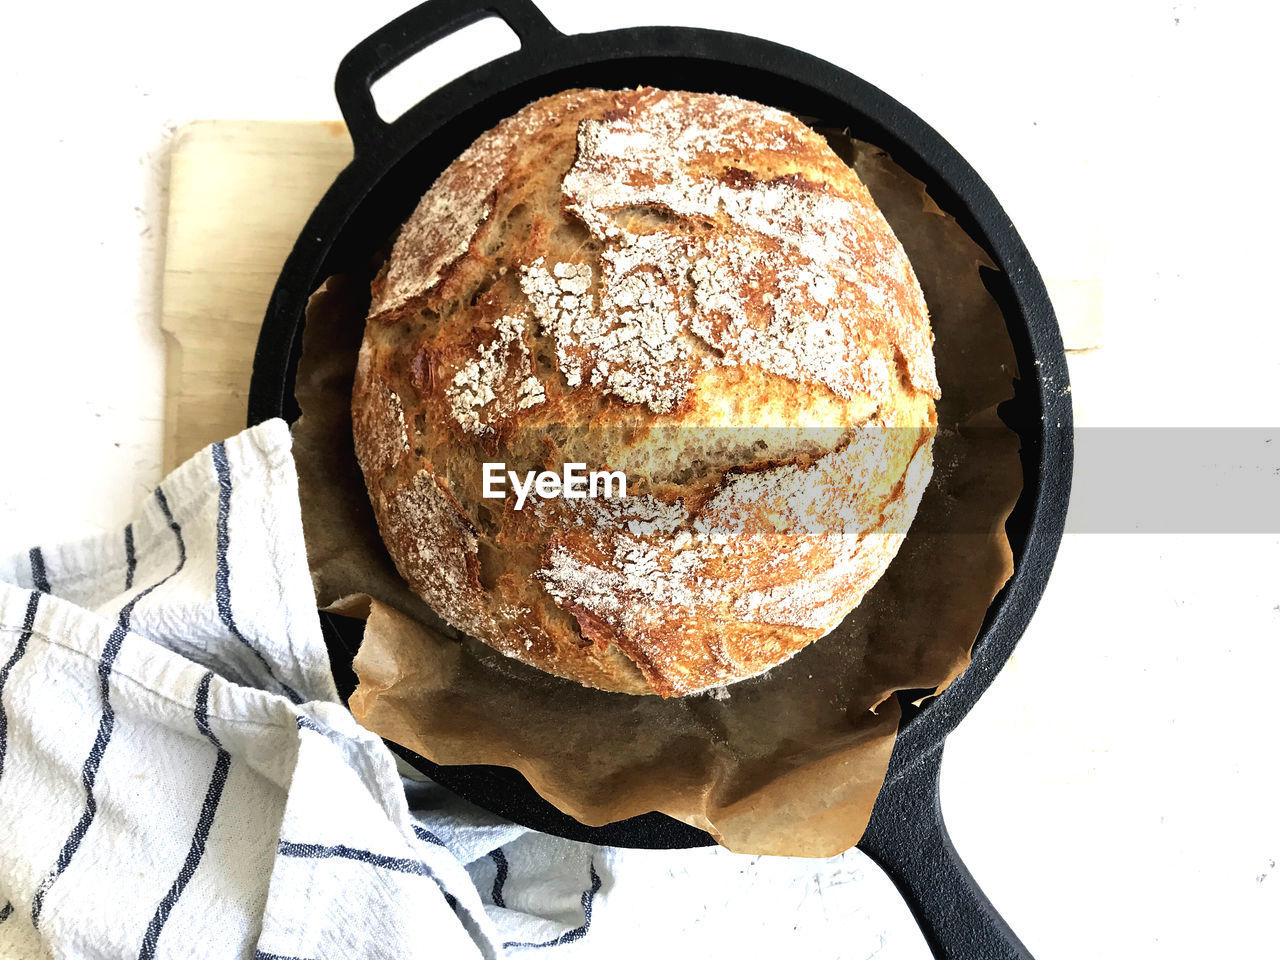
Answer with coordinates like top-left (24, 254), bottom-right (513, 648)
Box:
top-left (352, 87), bottom-right (939, 697)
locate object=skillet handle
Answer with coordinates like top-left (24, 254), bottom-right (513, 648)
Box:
top-left (858, 741), bottom-right (1033, 959)
top-left (335, 0), bottom-right (561, 155)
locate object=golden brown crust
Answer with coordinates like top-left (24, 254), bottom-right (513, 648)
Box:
top-left (353, 88), bottom-right (938, 697)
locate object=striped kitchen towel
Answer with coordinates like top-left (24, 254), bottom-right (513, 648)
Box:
top-left (0, 420), bottom-right (927, 960)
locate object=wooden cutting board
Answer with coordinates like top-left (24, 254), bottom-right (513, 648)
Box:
top-left (161, 119), bottom-right (352, 471)
top-left (160, 119), bottom-right (1100, 469)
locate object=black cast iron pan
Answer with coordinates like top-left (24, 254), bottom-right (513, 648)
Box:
top-left (247, 2), bottom-right (1073, 956)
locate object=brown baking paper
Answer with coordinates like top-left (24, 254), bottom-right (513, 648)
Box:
top-left (292, 137), bottom-right (1021, 858)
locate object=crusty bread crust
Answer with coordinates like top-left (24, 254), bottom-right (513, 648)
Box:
top-left (352, 88), bottom-right (938, 697)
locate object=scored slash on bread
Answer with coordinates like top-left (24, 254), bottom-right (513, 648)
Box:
top-left (352, 87), bottom-right (938, 697)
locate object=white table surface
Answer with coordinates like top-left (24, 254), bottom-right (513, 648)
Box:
top-left (1, 1), bottom-right (1276, 956)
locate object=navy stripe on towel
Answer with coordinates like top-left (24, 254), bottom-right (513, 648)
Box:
top-left (31, 487), bottom-right (186, 929)
top-left (124, 523), bottom-right (137, 590)
top-left (279, 835), bottom-right (464, 915)
top-left (412, 823), bottom-right (447, 848)
top-left (277, 839), bottom-right (464, 914)
top-left (28, 547), bottom-right (50, 594)
top-left (489, 848), bottom-right (509, 908)
top-left (137, 672), bottom-right (230, 960)
top-left (504, 861), bottom-right (602, 950)
top-left (276, 841), bottom-right (435, 878)
top-left (211, 442), bottom-right (303, 705)
top-left (155, 487), bottom-right (187, 571)
top-left (253, 952), bottom-right (314, 960)
top-left (0, 592), bottom-right (41, 780)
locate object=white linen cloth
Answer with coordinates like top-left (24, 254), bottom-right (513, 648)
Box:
top-left (0, 420), bottom-right (928, 959)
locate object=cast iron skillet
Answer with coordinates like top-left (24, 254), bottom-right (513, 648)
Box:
top-left (247, 1), bottom-right (1073, 956)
